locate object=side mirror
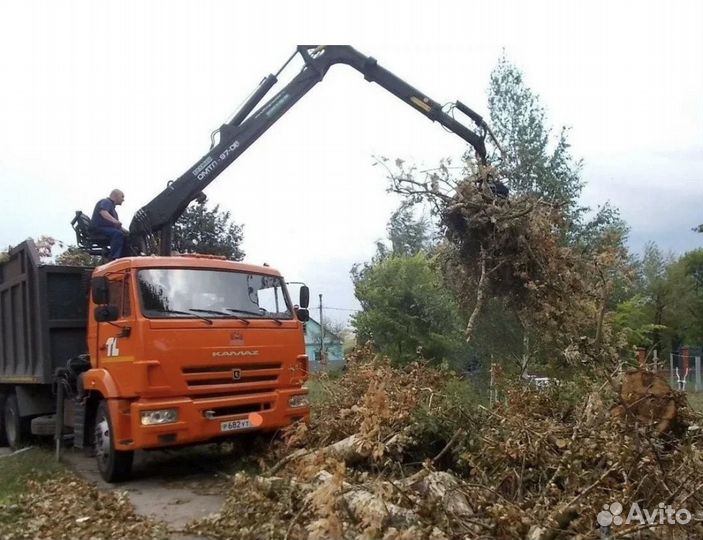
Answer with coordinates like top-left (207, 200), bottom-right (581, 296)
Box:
top-left (94, 305), bottom-right (118, 322)
top-left (299, 285), bottom-right (310, 309)
top-left (296, 307), bottom-right (310, 322)
top-left (91, 277), bottom-right (110, 305)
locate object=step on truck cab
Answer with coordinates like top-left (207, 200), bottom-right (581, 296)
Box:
top-left (0, 239), bottom-right (310, 481)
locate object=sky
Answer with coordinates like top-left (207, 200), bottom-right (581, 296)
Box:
top-left (1, 0), bottom-right (701, 325)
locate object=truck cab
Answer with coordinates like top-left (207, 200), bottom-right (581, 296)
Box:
top-left (84, 255), bottom-right (310, 479)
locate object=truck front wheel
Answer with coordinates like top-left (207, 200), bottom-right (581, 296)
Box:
top-left (95, 401), bottom-right (133, 482)
top-left (4, 393), bottom-right (30, 449)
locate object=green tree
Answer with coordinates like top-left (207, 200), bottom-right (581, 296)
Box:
top-left (387, 205), bottom-right (431, 257)
top-left (612, 294), bottom-right (666, 349)
top-left (638, 242), bottom-right (676, 351)
top-left (351, 203), bottom-right (468, 365)
top-left (352, 204), bottom-right (432, 282)
top-left (487, 56), bottom-right (630, 252)
top-left (668, 249), bottom-right (703, 345)
top-left (55, 246), bottom-right (102, 266)
top-left (614, 246), bottom-right (703, 353)
top-left (487, 56), bottom-right (584, 218)
top-left (173, 202), bottom-right (245, 260)
top-left (352, 253), bottom-right (467, 366)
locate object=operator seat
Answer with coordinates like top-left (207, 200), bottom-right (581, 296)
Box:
top-left (70, 211), bottom-right (111, 257)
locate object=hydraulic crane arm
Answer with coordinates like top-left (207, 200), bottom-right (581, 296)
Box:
top-left (129, 45), bottom-right (493, 255)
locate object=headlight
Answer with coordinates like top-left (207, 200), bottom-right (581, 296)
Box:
top-left (288, 395), bottom-right (309, 408)
top-left (140, 408), bottom-right (178, 426)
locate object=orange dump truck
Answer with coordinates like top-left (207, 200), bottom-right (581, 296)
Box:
top-left (1, 45), bottom-right (498, 483)
top-left (0, 239), bottom-right (310, 481)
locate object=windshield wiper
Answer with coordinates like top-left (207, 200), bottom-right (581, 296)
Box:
top-left (225, 308), bottom-right (263, 317)
top-left (190, 308), bottom-right (250, 325)
top-left (260, 310), bottom-right (283, 325)
top-left (156, 309), bottom-right (213, 325)
top-left (225, 307), bottom-right (283, 325)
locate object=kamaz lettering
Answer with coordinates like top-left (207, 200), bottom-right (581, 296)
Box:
top-left (212, 350), bottom-right (260, 357)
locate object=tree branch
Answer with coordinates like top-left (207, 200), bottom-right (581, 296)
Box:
top-left (465, 247), bottom-right (490, 344)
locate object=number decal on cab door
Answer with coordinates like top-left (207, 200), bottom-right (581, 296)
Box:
top-left (106, 337), bottom-right (120, 357)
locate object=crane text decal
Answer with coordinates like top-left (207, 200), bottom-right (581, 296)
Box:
top-left (219, 140), bottom-right (240, 162)
top-left (193, 156), bottom-right (219, 181)
top-left (192, 140), bottom-right (240, 181)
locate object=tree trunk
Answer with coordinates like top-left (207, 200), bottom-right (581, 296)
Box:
top-left (465, 248), bottom-right (488, 344)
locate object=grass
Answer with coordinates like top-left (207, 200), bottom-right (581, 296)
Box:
top-left (0, 447), bottom-right (65, 503)
top-left (305, 368), bottom-right (344, 407)
top-left (0, 447), bottom-right (66, 531)
top-left (687, 391), bottom-right (703, 414)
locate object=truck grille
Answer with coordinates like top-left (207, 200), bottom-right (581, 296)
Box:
top-left (206, 402), bottom-right (273, 418)
top-left (181, 362), bottom-right (282, 393)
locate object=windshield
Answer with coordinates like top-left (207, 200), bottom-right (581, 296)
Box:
top-left (137, 268), bottom-right (292, 320)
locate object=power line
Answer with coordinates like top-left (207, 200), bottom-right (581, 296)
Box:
top-left (312, 305), bottom-right (360, 312)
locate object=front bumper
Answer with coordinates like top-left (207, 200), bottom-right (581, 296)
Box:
top-left (113, 388), bottom-right (309, 450)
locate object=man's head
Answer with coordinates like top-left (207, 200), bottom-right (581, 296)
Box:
top-left (109, 189), bottom-right (125, 206)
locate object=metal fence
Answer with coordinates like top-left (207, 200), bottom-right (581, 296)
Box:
top-left (661, 348), bottom-right (702, 392)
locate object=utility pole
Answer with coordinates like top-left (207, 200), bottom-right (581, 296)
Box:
top-left (319, 294), bottom-right (325, 367)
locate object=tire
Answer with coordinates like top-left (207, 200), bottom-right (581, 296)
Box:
top-left (0, 393), bottom-right (7, 447)
top-left (4, 393), bottom-right (30, 450)
top-left (94, 400), bottom-right (133, 482)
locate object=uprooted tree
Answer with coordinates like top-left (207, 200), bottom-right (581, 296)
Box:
top-left (372, 55), bottom-right (631, 369)
top-left (383, 159), bottom-right (630, 368)
top-left (361, 56), bottom-right (630, 372)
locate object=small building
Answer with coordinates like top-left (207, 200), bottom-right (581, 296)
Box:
top-left (304, 318), bottom-right (344, 371)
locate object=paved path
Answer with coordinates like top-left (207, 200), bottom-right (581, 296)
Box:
top-left (61, 447), bottom-right (231, 536)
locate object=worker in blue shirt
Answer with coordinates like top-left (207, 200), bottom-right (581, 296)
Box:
top-left (90, 189), bottom-right (126, 259)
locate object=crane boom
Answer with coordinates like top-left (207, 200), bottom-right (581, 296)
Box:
top-left (129, 45), bottom-right (491, 255)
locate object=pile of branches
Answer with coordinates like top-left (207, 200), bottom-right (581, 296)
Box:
top-left (445, 179), bottom-right (629, 364)
top-left (186, 348), bottom-right (703, 539)
top-left (383, 159), bottom-right (630, 366)
top-left (286, 344), bottom-right (450, 451)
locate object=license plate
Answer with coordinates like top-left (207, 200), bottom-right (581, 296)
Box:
top-left (220, 419), bottom-right (251, 432)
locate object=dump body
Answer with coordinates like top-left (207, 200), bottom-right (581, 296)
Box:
top-left (0, 240), bottom-right (89, 385)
